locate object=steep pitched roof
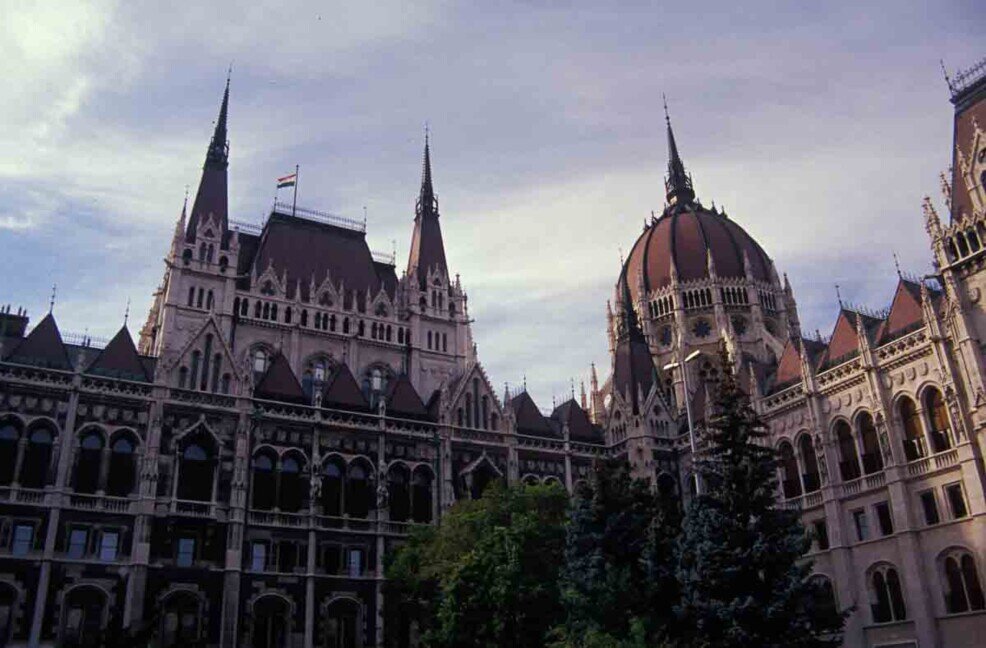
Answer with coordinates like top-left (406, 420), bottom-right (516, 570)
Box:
top-left (321, 363), bottom-right (370, 411)
top-left (249, 212), bottom-right (393, 303)
top-left (771, 337), bottom-right (824, 390)
top-left (385, 374), bottom-right (429, 418)
top-left (508, 391), bottom-right (556, 438)
top-left (186, 77), bottom-right (229, 242)
top-left (254, 353), bottom-right (307, 403)
top-left (612, 286), bottom-right (657, 414)
top-left (406, 136), bottom-right (449, 288)
top-left (818, 309), bottom-right (882, 369)
top-left (551, 398), bottom-right (603, 444)
top-left (86, 327), bottom-right (150, 382)
top-left (3, 313), bottom-right (72, 370)
top-left (878, 279), bottom-right (925, 343)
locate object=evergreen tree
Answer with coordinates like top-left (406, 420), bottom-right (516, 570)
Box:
top-left (385, 481), bottom-right (568, 647)
top-left (555, 459), bottom-right (679, 647)
top-left (674, 346), bottom-right (846, 647)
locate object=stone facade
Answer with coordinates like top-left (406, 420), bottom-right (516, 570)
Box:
top-left (0, 59), bottom-right (985, 647)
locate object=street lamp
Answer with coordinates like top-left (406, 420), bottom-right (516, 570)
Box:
top-left (664, 348), bottom-right (702, 495)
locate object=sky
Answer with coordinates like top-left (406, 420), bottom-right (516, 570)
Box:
top-left (0, 0), bottom-right (982, 409)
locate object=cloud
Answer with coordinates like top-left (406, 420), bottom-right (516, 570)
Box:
top-left (0, 0), bottom-right (980, 409)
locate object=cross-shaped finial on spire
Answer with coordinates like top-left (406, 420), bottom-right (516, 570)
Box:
top-left (835, 284), bottom-right (843, 308)
top-left (662, 92), bottom-right (670, 126)
top-left (892, 251), bottom-right (902, 278)
top-left (49, 284), bottom-right (56, 313)
top-left (123, 298), bottom-right (131, 325)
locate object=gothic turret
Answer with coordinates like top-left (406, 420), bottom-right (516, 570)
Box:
top-left (186, 75), bottom-right (230, 244)
top-left (406, 133), bottom-right (449, 288)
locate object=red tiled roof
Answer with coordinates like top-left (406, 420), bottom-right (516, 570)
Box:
top-left (86, 326), bottom-right (150, 382)
top-left (878, 280), bottom-right (925, 343)
top-left (3, 313), bottom-right (72, 371)
top-left (254, 353), bottom-right (307, 403)
top-left (620, 205), bottom-right (772, 304)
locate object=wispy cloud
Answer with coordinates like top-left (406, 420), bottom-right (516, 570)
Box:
top-left (0, 0), bottom-right (980, 408)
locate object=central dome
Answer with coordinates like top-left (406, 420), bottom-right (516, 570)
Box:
top-left (618, 109), bottom-right (774, 306)
top-left (619, 204), bottom-right (773, 304)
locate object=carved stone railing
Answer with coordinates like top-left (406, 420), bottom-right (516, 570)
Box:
top-left (906, 448), bottom-right (959, 478)
top-left (80, 375), bottom-right (154, 397)
top-left (839, 470), bottom-right (886, 499)
top-left (249, 510), bottom-right (307, 528)
top-left (0, 362), bottom-right (74, 388)
top-left (170, 389), bottom-right (237, 409)
top-left (68, 493), bottom-right (136, 514)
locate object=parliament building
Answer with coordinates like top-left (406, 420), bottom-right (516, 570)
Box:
top-left (1, 57), bottom-right (985, 647)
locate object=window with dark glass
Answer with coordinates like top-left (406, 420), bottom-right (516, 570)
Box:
top-left (75, 432), bottom-right (103, 494)
top-left (852, 509), bottom-right (868, 542)
top-left (812, 519), bottom-right (829, 551)
top-left (11, 524), bottom-right (33, 556)
top-left (875, 502), bottom-right (894, 536)
top-left (920, 491), bottom-right (940, 525)
top-left (0, 424), bottom-right (18, 486)
top-left (107, 437), bottom-right (135, 496)
top-left (945, 483), bottom-right (968, 519)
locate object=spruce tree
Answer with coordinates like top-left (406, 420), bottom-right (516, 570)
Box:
top-left (674, 346), bottom-right (845, 647)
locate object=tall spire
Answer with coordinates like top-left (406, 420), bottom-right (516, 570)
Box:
top-left (663, 97), bottom-right (695, 206)
top-left (407, 130), bottom-right (448, 288)
top-left (186, 74), bottom-right (231, 243)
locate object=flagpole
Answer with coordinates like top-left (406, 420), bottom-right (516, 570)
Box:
top-left (292, 164), bottom-right (299, 217)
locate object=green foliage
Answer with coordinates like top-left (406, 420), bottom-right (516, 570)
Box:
top-left (385, 481), bottom-right (569, 648)
top-left (674, 346), bottom-right (846, 647)
top-left (554, 459), bottom-right (680, 647)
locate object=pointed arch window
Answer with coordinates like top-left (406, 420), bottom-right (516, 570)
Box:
top-left (346, 463), bottom-right (372, 518)
top-left (252, 453), bottom-right (276, 510)
top-left (0, 423), bottom-right (19, 486)
top-left (835, 421), bottom-right (860, 481)
top-left (107, 436), bottom-right (136, 496)
top-left (870, 565), bottom-right (907, 623)
top-left (943, 551), bottom-right (985, 613)
top-left (75, 431), bottom-right (104, 494)
top-left (21, 427), bottom-right (54, 489)
top-left (176, 438), bottom-right (215, 502)
top-left (856, 412), bottom-right (883, 474)
top-left (412, 468), bottom-right (433, 523)
top-left (778, 441), bottom-right (802, 499)
top-left (321, 460), bottom-right (344, 517)
top-left (924, 388), bottom-right (951, 452)
top-left (798, 434), bottom-right (820, 492)
top-left (899, 396), bottom-right (925, 461)
top-left (279, 455), bottom-right (304, 512)
top-left (388, 464), bottom-right (410, 522)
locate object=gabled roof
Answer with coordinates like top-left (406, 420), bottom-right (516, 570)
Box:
top-left (508, 391), bottom-right (556, 438)
top-left (3, 313), bottom-right (72, 371)
top-left (254, 353), bottom-right (307, 404)
top-left (86, 327), bottom-right (150, 382)
top-left (406, 136), bottom-right (449, 288)
top-left (551, 398), bottom-right (603, 444)
top-left (771, 337), bottom-right (825, 390)
top-left (320, 363), bottom-right (369, 411)
top-left (877, 279), bottom-right (926, 343)
top-left (386, 374), bottom-right (429, 418)
top-left (818, 309), bottom-right (882, 369)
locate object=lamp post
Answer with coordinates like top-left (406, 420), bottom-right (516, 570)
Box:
top-left (664, 347), bottom-right (702, 495)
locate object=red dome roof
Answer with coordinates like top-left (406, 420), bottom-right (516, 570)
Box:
top-left (620, 205), bottom-right (773, 303)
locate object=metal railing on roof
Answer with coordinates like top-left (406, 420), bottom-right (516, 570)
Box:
top-left (229, 220), bottom-right (263, 235)
top-left (947, 56), bottom-right (986, 98)
top-left (63, 332), bottom-right (109, 349)
top-left (371, 250), bottom-right (396, 266)
top-left (273, 201), bottom-right (366, 232)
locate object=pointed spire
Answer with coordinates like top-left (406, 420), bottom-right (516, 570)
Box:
top-left (407, 129), bottom-right (449, 288)
top-left (186, 75), bottom-right (231, 242)
top-left (663, 96), bottom-right (695, 206)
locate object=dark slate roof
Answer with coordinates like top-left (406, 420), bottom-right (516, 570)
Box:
top-left (551, 399), bottom-right (603, 444)
top-left (247, 212), bottom-right (394, 303)
top-left (186, 80), bottom-right (229, 243)
top-left (406, 138), bottom-right (449, 288)
top-left (385, 374), bottom-right (429, 419)
top-left (85, 327), bottom-right (150, 382)
top-left (235, 231), bottom-right (261, 290)
top-left (3, 313), bottom-right (72, 371)
top-left (425, 389), bottom-right (442, 420)
top-left (254, 353), bottom-right (307, 403)
top-left (321, 363), bottom-right (370, 411)
top-left (508, 391), bottom-right (556, 438)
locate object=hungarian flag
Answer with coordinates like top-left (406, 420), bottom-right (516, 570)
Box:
top-left (277, 173), bottom-right (297, 189)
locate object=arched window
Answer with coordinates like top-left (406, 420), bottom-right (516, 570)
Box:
top-left (107, 436), bottom-right (136, 496)
top-left (0, 422), bottom-right (17, 485)
top-left (253, 350), bottom-right (268, 377)
top-left (857, 412), bottom-right (883, 474)
top-left (388, 464), bottom-right (410, 522)
top-left (469, 462), bottom-right (497, 500)
top-left (522, 474), bottom-right (540, 487)
top-left (943, 551), bottom-right (986, 613)
top-left (924, 388), bottom-right (951, 452)
top-left (870, 565), bottom-right (907, 623)
top-left (835, 421), bottom-right (860, 481)
top-left (62, 586), bottom-right (106, 646)
top-left (75, 431), bottom-right (104, 494)
top-left (898, 396), bottom-right (925, 461)
top-left (279, 455), bottom-right (304, 513)
top-left (176, 438), bottom-right (214, 502)
top-left (206, 290), bottom-right (214, 310)
top-left (798, 435), bottom-right (820, 492)
top-left (322, 460), bottom-right (344, 516)
top-left (346, 462), bottom-right (372, 518)
top-left (324, 598), bottom-right (360, 648)
top-left (187, 286), bottom-right (195, 307)
top-left (252, 453), bottom-right (276, 510)
top-left (412, 468), bottom-right (433, 523)
top-left (252, 596), bottom-right (289, 648)
top-left (778, 442), bottom-right (802, 498)
top-left (810, 575), bottom-right (839, 623)
top-left (159, 592), bottom-right (201, 647)
top-left (21, 426), bottom-right (54, 489)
